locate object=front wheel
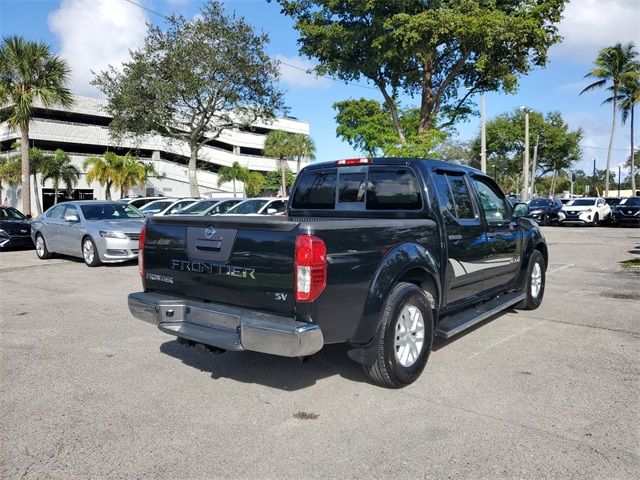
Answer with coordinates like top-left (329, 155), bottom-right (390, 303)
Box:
top-left (35, 234), bottom-right (53, 259)
top-left (518, 250), bottom-right (546, 310)
top-left (361, 282), bottom-right (433, 388)
top-left (82, 237), bottom-right (101, 267)
top-left (541, 213), bottom-right (550, 226)
top-left (592, 213), bottom-right (599, 226)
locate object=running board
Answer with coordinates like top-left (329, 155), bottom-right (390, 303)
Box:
top-left (435, 292), bottom-right (526, 339)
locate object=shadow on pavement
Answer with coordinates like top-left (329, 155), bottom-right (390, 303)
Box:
top-left (159, 339), bottom-right (368, 391)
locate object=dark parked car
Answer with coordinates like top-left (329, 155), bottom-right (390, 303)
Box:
top-left (526, 198), bottom-right (563, 225)
top-left (0, 207), bottom-right (33, 249)
top-left (611, 197), bottom-right (640, 226)
top-left (128, 158), bottom-right (548, 388)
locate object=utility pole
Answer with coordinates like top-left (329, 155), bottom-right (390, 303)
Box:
top-left (530, 135), bottom-right (539, 198)
top-left (481, 95), bottom-right (487, 174)
top-left (618, 165), bottom-right (621, 197)
top-left (520, 107), bottom-right (530, 202)
top-left (592, 158), bottom-right (597, 196)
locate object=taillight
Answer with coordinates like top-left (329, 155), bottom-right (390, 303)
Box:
top-left (138, 225), bottom-right (146, 277)
top-left (295, 234), bottom-right (327, 302)
top-left (335, 158), bottom-right (371, 166)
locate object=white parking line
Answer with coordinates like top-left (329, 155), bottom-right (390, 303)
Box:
top-left (467, 320), bottom-right (546, 360)
top-left (547, 263), bottom-right (574, 275)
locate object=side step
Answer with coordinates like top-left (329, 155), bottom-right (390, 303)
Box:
top-left (435, 292), bottom-right (526, 339)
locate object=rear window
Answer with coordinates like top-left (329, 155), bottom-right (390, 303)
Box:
top-left (291, 170), bottom-right (337, 209)
top-left (291, 166), bottom-right (421, 211)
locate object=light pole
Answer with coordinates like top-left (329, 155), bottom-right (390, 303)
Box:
top-left (520, 107), bottom-right (530, 201)
top-left (481, 95), bottom-right (487, 174)
top-left (618, 165), bottom-right (621, 197)
top-left (530, 135), bottom-right (539, 198)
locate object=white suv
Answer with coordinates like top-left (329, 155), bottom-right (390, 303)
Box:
top-left (560, 197), bottom-right (611, 226)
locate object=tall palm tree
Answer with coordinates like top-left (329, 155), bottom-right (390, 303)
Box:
top-left (619, 74), bottom-right (640, 193)
top-left (217, 161), bottom-right (248, 198)
top-left (0, 36), bottom-right (72, 215)
top-left (581, 42), bottom-right (639, 196)
top-left (264, 130), bottom-right (294, 196)
top-left (29, 147), bottom-right (49, 214)
top-left (83, 152), bottom-right (121, 200)
top-left (116, 153), bottom-right (155, 198)
top-left (290, 134), bottom-right (316, 173)
top-left (41, 149), bottom-right (80, 204)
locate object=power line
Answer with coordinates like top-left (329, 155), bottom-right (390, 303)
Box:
top-left (121, 0), bottom-right (377, 91)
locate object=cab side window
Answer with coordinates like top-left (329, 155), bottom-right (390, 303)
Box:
top-left (472, 177), bottom-right (509, 222)
top-left (432, 171), bottom-right (476, 221)
top-left (63, 204), bottom-right (79, 220)
top-left (46, 204), bottom-right (66, 219)
top-left (268, 200), bottom-right (286, 213)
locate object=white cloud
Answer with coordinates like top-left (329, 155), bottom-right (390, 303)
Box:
top-left (276, 55), bottom-right (332, 89)
top-left (48, 0), bottom-right (148, 96)
top-left (551, 0), bottom-right (640, 63)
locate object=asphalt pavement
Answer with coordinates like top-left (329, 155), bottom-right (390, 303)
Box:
top-left (1, 226), bottom-right (639, 479)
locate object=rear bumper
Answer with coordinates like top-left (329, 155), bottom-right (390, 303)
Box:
top-left (128, 291), bottom-right (324, 357)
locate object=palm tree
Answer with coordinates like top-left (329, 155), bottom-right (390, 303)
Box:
top-left (0, 36), bottom-right (72, 215)
top-left (29, 147), bottom-right (49, 214)
top-left (581, 42), bottom-right (639, 196)
top-left (83, 152), bottom-right (121, 200)
top-left (217, 161), bottom-right (248, 197)
top-left (41, 149), bottom-right (80, 204)
top-left (290, 134), bottom-right (316, 173)
top-left (264, 130), bottom-right (294, 196)
top-left (0, 156), bottom-right (21, 205)
top-left (619, 74), bottom-right (640, 193)
top-left (116, 153), bottom-right (155, 197)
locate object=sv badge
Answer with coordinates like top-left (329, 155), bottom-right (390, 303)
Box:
top-left (275, 293), bottom-right (288, 301)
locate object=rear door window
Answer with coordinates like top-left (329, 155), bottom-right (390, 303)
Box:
top-left (433, 171), bottom-right (477, 220)
top-left (46, 204), bottom-right (66, 219)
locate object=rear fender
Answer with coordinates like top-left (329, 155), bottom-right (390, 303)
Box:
top-left (347, 242), bottom-right (441, 365)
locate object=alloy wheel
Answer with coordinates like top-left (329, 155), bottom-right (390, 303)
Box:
top-left (394, 304), bottom-right (425, 367)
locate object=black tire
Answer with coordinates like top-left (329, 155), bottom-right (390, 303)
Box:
top-left (541, 213), bottom-right (550, 226)
top-left (592, 213), bottom-right (599, 226)
top-left (35, 233), bottom-right (53, 260)
top-left (517, 250), bottom-right (546, 310)
top-left (361, 282), bottom-right (434, 388)
top-left (82, 237), bottom-right (101, 267)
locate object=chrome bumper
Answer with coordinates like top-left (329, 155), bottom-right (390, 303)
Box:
top-left (128, 292), bottom-right (324, 357)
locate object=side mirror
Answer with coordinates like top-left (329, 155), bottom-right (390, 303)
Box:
top-left (513, 203), bottom-right (528, 218)
top-left (266, 208), bottom-right (278, 215)
top-left (26, 214), bottom-right (32, 220)
top-left (64, 214), bottom-right (80, 223)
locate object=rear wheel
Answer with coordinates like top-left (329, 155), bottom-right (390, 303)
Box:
top-left (518, 250), bottom-right (546, 310)
top-left (82, 237), bottom-right (101, 267)
top-left (541, 213), bottom-right (550, 226)
top-left (362, 282), bottom-right (433, 388)
top-left (35, 234), bottom-right (52, 259)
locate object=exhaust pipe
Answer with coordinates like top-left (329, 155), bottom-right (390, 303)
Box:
top-left (178, 337), bottom-right (226, 354)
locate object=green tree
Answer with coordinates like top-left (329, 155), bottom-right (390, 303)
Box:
top-left (83, 152), bottom-right (122, 200)
top-left (619, 74), bottom-right (640, 193)
top-left (333, 98), bottom-right (444, 157)
top-left (0, 156), bottom-right (21, 204)
top-left (93, 0), bottom-right (285, 198)
top-left (263, 169), bottom-right (295, 194)
top-left (290, 133), bottom-right (316, 173)
top-left (0, 36), bottom-right (72, 215)
top-left (276, 0), bottom-right (566, 144)
top-left (244, 171), bottom-right (265, 197)
top-left (116, 153), bottom-right (155, 197)
top-left (581, 42), bottom-right (639, 196)
top-left (217, 161), bottom-right (249, 198)
top-left (264, 130), bottom-right (294, 196)
top-left (41, 149), bottom-right (80, 204)
top-left (470, 110), bottom-right (582, 195)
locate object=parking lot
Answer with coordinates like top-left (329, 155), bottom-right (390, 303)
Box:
top-left (1, 226), bottom-right (639, 479)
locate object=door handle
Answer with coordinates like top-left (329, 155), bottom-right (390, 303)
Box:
top-left (448, 234), bottom-right (462, 241)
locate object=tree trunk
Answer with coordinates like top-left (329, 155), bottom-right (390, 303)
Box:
top-left (20, 127), bottom-right (31, 215)
top-left (374, 79), bottom-right (406, 144)
top-left (53, 181), bottom-right (59, 205)
top-left (280, 157), bottom-right (287, 197)
top-left (232, 178), bottom-right (237, 198)
top-left (631, 105), bottom-right (636, 194)
top-left (419, 66), bottom-right (434, 134)
top-left (605, 95), bottom-right (617, 197)
top-left (106, 180), bottom-right (112, 201)
top-left (297, 155), bottom-right (301, 174)
top-left (188, 143), bottom-right (200, 198)
top-left (32, 173), bottom-right (42, 214)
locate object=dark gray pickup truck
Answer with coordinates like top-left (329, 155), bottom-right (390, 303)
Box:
top-left (129, 158), bottom-right (547, 388)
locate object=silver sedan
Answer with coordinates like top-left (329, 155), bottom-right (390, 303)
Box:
top-left (31, 201), bottom-right (145, 267)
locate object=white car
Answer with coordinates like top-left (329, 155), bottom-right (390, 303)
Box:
top-left (223, 197), bottom-right (288, 216)
top-left (560, 197), bottom-right (611, 226)
top-left (138, 198), bottom-right (199, 217)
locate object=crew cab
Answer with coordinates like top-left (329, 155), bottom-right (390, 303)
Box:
top-left (128, 159), bottom-right (548, 388)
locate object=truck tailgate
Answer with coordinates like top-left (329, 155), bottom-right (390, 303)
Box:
top-left (142, 215), bottom-right (299, 316)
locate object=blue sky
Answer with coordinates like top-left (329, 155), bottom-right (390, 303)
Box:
top-left (1, 0), bottom-right (639, 175)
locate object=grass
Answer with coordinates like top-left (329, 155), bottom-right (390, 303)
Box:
top-left (621, 258), bottom-right (640, 269)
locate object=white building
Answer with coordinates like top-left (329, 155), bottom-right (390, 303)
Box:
top-left (0, 95), bottom-right (310, 212)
